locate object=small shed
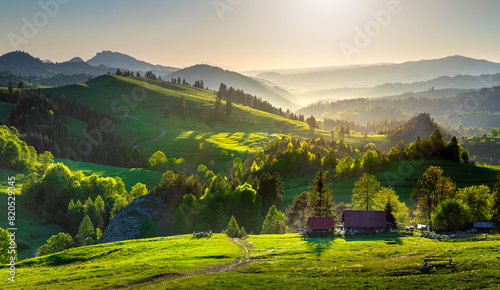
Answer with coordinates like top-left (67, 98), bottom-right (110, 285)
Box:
top-left (342, 210), bottom-right (386, 234)
top-left (472, 221), bottom-right (495, 233)
top-left (305, 217), bottom-right (335, 237)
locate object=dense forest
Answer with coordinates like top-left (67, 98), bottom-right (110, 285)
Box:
top-left (0, 87), bottom-right (144, 167)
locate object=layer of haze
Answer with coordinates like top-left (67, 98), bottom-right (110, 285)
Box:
top-left (1, 0), bottom-right (499, 70)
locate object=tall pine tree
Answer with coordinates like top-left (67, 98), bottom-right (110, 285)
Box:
top-left (309, 168), bottom-right (334, 218)
top-left (385, 197), bottom-right (396, 229)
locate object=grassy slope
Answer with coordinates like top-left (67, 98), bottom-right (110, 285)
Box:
top-left (2, 233), bottom-right (499, 289)
top-left (44, 75), bottom-right (391, 168)
top-left (282, 160), bottom-right (500, 209)
top-left (0, 234), bottom-right (238, 289)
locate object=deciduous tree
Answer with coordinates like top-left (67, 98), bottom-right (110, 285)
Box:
top-left (412, 166), bottom-right (456, 228)
top-left (352, 173), bottom-right (383, 211)
top-left (37, 232), bottom-right (74, 256)
top-left (456, 185), bottom-right (492, 222)
top-left (432, 199), bottom-right (471, 231)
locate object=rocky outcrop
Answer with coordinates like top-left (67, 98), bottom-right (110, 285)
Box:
top-left (100, 194), bottom-right (168, 244)
top-left (389, 113), bottom-right (453, 144)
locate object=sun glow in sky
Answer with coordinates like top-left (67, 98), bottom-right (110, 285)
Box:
top-left (1, 0), bottom-right (500, 70)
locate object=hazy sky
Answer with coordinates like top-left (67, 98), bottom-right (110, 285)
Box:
top-left (1, 0), bottom-right (500, 70)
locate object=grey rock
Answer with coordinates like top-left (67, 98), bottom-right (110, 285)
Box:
top-left (99, 194), bottom-right (168, 244)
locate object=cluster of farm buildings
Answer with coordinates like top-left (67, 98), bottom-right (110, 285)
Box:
top-left (304, 210), bottom-right (495, 237)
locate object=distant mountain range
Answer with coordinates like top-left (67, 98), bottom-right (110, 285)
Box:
top-left (0, 50), bottom-right (179, 78)
top-left (2, 51), bottom-right (500, 110)
top-left (166, 64), bottom-right (299, 110)
top-left (296, 73), bottom-right (500, 102)
top-left (254, 55), bottom-right (500, 93)
top-left (0, 51), bottom-right (112, 77)
top-left (87, 51), bottom-right (178, 76)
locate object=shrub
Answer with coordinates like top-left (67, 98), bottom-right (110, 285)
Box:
top-left (432, 199), bottom-right (471, 231)
top-left (37, 232), bottom-right (74, 257)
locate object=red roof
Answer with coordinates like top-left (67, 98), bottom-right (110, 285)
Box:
top-left (342, 210), bottom-right (386, 228)
top-left (308, 217), bottom-right (335, 229)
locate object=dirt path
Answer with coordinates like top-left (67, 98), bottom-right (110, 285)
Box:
top-left (124, 115), bottom-right (165, 149)
top-left (113, 238), bottom-right (254, 289)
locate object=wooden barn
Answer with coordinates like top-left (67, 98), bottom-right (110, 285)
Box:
top-left (471, 221), bottom-right (495, 233)
top-left (305, 217), bottom-right (335, 237)
top-left (342, 210), bottom-right (387, 234)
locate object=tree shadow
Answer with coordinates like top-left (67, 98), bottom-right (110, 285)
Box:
top-left (302, 236), bottom-right (336, 258)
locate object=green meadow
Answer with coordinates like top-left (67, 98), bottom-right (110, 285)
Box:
top-left (2, 233), bottom-right (499, 289)
top-left (44, 75), bottom-right (392, 168)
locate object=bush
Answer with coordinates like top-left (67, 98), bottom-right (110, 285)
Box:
top-left (0, 228), bottom-right (16, 263)
top-left (37, 232), bottom-right (74, 256)
top-left (432, 199), bottom-right (471, 231)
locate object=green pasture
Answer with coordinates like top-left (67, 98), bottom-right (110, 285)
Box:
top-left (44, 75), bottom-right (392, 167)
top-left (0, 234), bottom-right (237, 289)
top-left (3, 233), bottom-right (500, 289)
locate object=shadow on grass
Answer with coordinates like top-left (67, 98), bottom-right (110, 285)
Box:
top-left (344, 232), bottom-right (409, 244)
top-left (302, 236), bottom-right (336, 258)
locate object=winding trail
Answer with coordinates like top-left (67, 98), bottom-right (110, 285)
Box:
top-left (124, 115), bottom-right (165, 149)
top-left (115, 238), bottom-right (254, 289)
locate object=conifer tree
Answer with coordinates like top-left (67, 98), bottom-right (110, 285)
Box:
top-left (309, 168), bottom-right (334, 218)
top-left (385, 197), bottom-right (396, 228)
top-left (76, 215), bottom-right (95, 246)
top-left (261, 205), bottom-right (286, 234)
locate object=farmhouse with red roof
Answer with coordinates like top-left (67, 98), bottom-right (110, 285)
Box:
top-left (342, 210), bottom-right (387, 234)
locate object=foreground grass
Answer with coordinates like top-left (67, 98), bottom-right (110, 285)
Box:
top-left (0, 234), bottom-right (237, 289)
top-left (2, 233), bottom-right (500, 289)
top-left (149, 234), bottom-right (500, 289)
